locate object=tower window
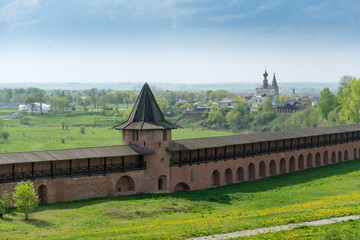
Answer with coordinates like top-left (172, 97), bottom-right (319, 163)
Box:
top-left (163, 130), bottom-right (167, 141)
top-left (134, 130), bottom-right (139, 141)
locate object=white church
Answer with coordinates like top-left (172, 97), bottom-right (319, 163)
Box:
top-left (251, 70), bottom-right (279, 108)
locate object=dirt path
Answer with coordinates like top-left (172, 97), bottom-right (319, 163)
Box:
top-left (187, 215), bottom-right (360, 240)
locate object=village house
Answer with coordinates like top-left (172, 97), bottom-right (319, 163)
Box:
top-left (18, 102), bottom-right (51, 112)
top-left (217, 98), bottom-right (235, 108)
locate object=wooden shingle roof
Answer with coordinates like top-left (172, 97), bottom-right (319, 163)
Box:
top-left (166, 124), bottom-right (360, 152)
top-left (113, 83), bottom-right (180, 130)
top-left (0, 145), bottom-right (154, 165)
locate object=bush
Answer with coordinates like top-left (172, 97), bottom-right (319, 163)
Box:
top-left (0, 131), bottom-right (9, 140)
top-left (0, 200), bottom-right (5, 218)
top-left (80, 126), bottom-right (86, 134)
top-left (92, 115), bottom-right (100, 127)
top-left (60, 118), bottom-right (66, 130)
top-left (20, 116), bottom-right (31, 125)
top-left (2, 191), bottom-right (12, 213)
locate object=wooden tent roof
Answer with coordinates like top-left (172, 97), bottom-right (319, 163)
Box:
top-left (113, 83), bottom-right (180, 130)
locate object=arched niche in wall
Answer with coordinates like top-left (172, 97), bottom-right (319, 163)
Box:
top-left (174, 182), bottom-right (190, 192)
top-left (38, 184), bottom-right (48, 204)
top-left (116, 175), bottom-right (135, 192)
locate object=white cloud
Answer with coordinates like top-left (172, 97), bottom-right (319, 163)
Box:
top-left (9, 16), bottom-right (43, 31)
top-left (0, 0), bottom-right (41, 30)
top-left (209, 13), bottom-right (246, 22)
top-left (257, 0), bottom-right (282, 12)
top-left (90, 0), bottom-right (200, 24)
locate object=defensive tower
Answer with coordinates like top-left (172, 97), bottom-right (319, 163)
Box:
top-left (113, 83), bottom-right (180, 192)
top-left (114, 83), bottom-right (179, 149)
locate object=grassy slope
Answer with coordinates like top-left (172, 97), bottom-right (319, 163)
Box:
top-left (238, 219), bottom-right (360, 239)
top-left (1, 160), bottom-right (360, 239)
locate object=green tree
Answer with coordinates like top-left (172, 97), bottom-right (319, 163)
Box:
top-left (2, 191), bottom-right (12, 213)
top-left (340, 79), bottom-right (360, 123)
top-left (318, 87), bottom-right (337, 120)
top-left (273, 95), bottom-right (280, 105)
top-left (98, 91), bottom-right (108, 116)
top-left (110, 92), bottom-right (123, 113)
top-left (225, 97), bottom-right (250, 130)
top-left (205, 90), bottom-right (213, 101)
top-left (337, 75), bottom-right (356, 97)
top-left (123, 109), bottom-right (132, 120)
top-left (123, 96), bottom-right (131, 109)
top-left (78, 96), bottom-right (91, 111)
top-left (12, 181), bottom-right (39, 220)
top-left (185, 92), bottom-right (196, 103)
top-left (209, 89), bottom-right (236, 102)
top-left (156, 97), bottom-right (169, 113)
top-left (286, 106), bottom-right (320, 129)
top-left (196, 93), bottom-right (202, 102)
top-left (208, 103), bottom-right (225, 127)
top-left (0, 200), bottom-right (5, 218)
top-left (0, 116), bottom-right (3, 129)
top-left (60, 118), bottom-right (68, 130)
top-left (86, 88), bottom-right (99, 109)
top-left (35, 89), bottom-right (46, 115)
top-left (57, 97), bottom-right (70, 112)
top-left (24, 95), bottom-right (36, 115)
top-left (279, 94), bottom-right (296, 106)
top-left (262, 94), bottom-right (274, 112)
top-left (92, 115), bottom-right (100, 127)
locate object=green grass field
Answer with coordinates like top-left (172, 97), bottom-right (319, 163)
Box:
top-left (238, 218), bottom-right (360, 239)
top-left (0, 108), bottom-right (234, 153)
top-left (1, 160), bottom-right (360, 239)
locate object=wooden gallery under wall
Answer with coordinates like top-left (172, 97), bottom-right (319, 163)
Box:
top-left (1, 83), bottom-right (360, 203)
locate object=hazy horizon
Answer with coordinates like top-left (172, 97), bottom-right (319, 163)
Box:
top-left (0, 0), bottom-right (359, 84)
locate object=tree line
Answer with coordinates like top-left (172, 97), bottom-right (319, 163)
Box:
top-left (1, 76), bottom-right (359, 132)
top-left (185, 75), bottom-right (360, 133)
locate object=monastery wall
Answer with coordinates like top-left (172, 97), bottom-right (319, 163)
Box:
top-left (169, 142), bottom-right (360, 192)
top-left (0, 170), bottom-right (146, 203)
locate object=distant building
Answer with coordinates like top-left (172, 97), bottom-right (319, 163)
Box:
top-left (218, 98), bottom-right (235, 108)
top-left (19, 103), bottom-right (51, 112)
top-left (251, 70), bottom-right (279, 108)
top-left (275, 100), bottom-right (307, 113)
top-left (311, 97), bottom-right (320, 106)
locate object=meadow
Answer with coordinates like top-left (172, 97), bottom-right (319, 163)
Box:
top-left (1, 160), bottom-right (360, 239)
top-left (238, 219), bottom-right (360, 240)
top-left (0, 107), bottom-right (234, 153)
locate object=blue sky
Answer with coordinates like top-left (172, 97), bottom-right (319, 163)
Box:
top-left (0, 0), bottom-right (359, 84)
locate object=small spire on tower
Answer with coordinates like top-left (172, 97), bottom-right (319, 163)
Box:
top-left (272, 73), bottom-right (279, 95)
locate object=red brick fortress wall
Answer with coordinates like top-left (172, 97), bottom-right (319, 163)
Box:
top-left (169, 142), bottom-right (359, 192)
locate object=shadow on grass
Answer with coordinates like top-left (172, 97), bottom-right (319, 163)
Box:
top-left (35, 159), bottom-right (360, 212)
top-left (25, 218), bottom-right (54, 228)
top-left (0, 216), bottom-right (13, 222)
